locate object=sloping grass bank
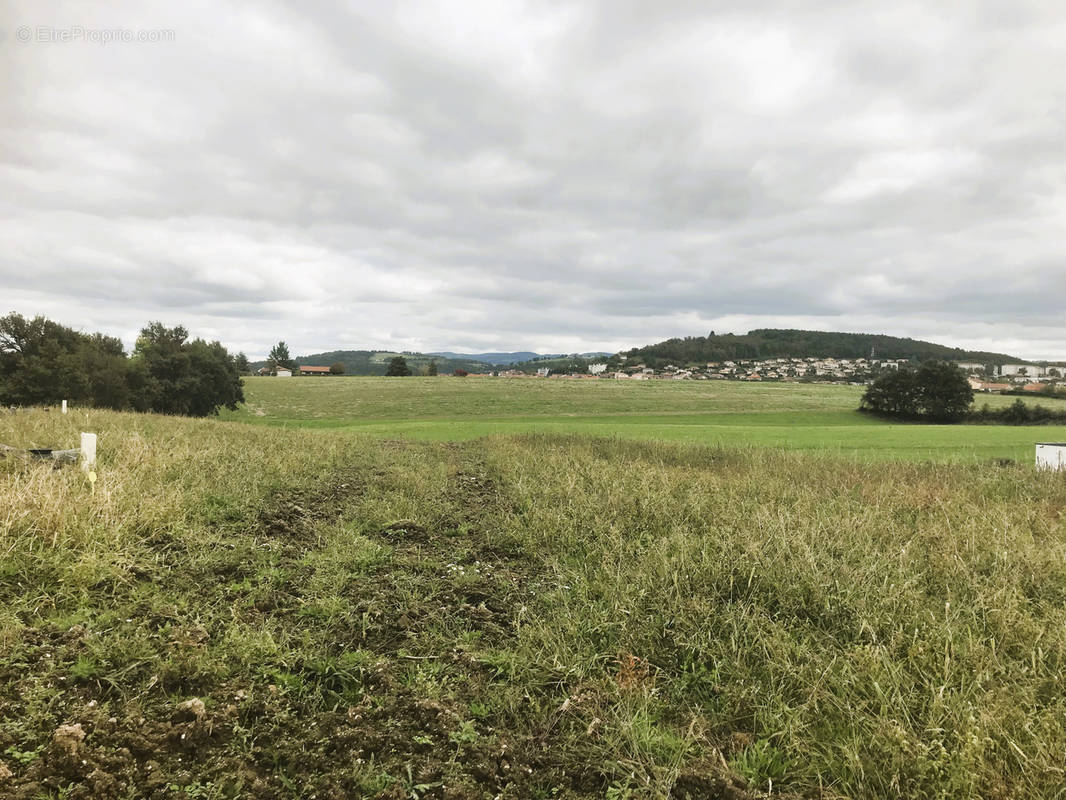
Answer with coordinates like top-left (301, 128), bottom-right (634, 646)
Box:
top-left (1, 412), bottom-right (1065, 798)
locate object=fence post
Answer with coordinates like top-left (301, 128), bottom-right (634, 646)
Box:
top-left (80, 433), bottom-right (97, 471)
top-left (62, 400), bottom-right (67, 414)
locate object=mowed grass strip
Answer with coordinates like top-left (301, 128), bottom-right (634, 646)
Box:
top-left (224, 377), bottom-right (1066, 462)
top-left (2, 411), bottom-right (1065, 798)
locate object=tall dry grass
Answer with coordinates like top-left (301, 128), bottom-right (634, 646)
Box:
top-left (2, 411), bottom-right (1065, 797)
top-left (485, 434), bottom-right (1066, 797)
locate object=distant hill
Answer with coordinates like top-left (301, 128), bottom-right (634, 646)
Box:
top-left (250, 350), bottom-right (492, 376)
top-left (627, 329), bottom-right (1024, 367)
top-left (431, 351), bottom-right (547, 365)
top-left (430, 351), bottom-right (611, 365)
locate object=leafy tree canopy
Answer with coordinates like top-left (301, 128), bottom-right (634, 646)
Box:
top-left (0, 312), bottom-right (130, 409)
top-left (131, 323), bottom-right (245, 416)
top-left (385, 356), bottom-right (411, 377)
top-left (0, 312), bottom-right (243, 417)
top-left (861, 361), bottom-right (973, 422)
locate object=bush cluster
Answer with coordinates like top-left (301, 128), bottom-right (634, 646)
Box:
top-left (860, 361), bottom-right (973, 422)
top-left (0, 313), bottom-right (244, 417)
top-left (970, 398), bottom-right (1066, 425)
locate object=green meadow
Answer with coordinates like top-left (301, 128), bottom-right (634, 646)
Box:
top-left (4, 377), bottom-right (1066, 798)
top-left (222, 376), bottom-right (1066, 462)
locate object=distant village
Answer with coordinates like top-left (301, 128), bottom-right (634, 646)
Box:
top-left (472, 357), bottom-right (1066, 391)
top-left (485, 356), bottom-right (904, 383)
top-left (260, 355), bottom-right (1065, 393)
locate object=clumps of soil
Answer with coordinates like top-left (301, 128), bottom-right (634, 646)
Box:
top-left (381, 518), bottom-right (428, 541)
top-left (672, 768), bottom-right (751, 800)
top-left (51, 723), bottom-right (86, 757)
top-left (3, 701), bottom-right (226, 800)
top-left (255, 472), bottom-right (366, 544)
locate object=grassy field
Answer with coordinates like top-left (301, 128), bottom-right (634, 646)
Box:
top-left (221, 377), bottom-right (1066, 462)
top-left (2, 408), bottom-right (1066, 799)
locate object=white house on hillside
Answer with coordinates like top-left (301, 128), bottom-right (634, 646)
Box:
top-left (1000, 364), bottom-right (1044, 377)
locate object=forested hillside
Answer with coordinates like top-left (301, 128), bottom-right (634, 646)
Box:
top-left (251, 350), bottom-right (492, 376)
top-left (431, 351), bottom-right (612, 365)
top-left (628, 329), bottom-right (1022, 367)
top-left (430, 351), bottom-right (548, 365)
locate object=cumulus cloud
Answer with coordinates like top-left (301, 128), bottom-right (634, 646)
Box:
top-left (2, 0), bottom-right (1064, 358)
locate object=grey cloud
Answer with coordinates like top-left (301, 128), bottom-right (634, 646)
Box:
top-left (1, 0), bottom-right (1064, 359)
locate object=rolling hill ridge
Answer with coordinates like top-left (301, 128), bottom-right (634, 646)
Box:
top-left (628, 329), bottom-right (1027, 367)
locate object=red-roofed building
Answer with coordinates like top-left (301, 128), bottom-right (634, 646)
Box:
top-left (968, 378), bottom-right (1010, 392)
top-left (297, 365), bottom-right (332, 375)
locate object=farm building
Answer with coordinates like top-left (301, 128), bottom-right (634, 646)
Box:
top-left (1036, 443), bottom-right (1066, 471)
top-left (298, 365), bottom-right (331, 375)
top-left (968, 379), bottom-right (1011, 392)
top-left (275, 368), bottom-right (292, 378)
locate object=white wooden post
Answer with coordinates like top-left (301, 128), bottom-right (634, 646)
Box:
top-left (80, 433), bottom-right (97, 471)
top-left (61, 400), bottom-right (67, 414)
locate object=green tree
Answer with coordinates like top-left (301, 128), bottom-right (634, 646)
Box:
top-left (268, 341), bottom-right (295, 370)
top-left (132, 322), bottom-right (244, 416)
top-left (0, 312), bottom-right (130, 409)
top-left (0, 312), bottom-right (243, 416)
top-left (234, 352), bottom-right (251, 375)
top-left (860, 368), bottom-right (920, 417)
top-left (860, 361), bottom-right (972, 422)
top-left (79, 333), bottom-right (133, 409)
top-left (329, 362), bottom-right (346, 375)
top-left (914, 360), bottom-right (974, 422)
top-left (385, 356), bottom-right (411, 377)
top-left (426, 360), bottom-right (438, 376)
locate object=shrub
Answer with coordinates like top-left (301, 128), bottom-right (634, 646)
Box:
top-left (860, 361), bottom-right (973, 422)
top-left (970, 398), bottom-right (1066, 425)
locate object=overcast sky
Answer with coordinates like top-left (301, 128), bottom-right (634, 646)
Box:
top-left (3, 1), bottom-right (1065, 360)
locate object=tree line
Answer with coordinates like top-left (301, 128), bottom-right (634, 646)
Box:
top-left (0, 313), bottom-right (244, 416)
